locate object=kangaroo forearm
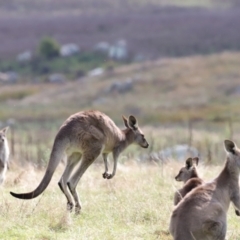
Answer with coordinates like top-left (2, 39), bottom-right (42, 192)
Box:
top-left (232, 195), bottom-right (240, 210)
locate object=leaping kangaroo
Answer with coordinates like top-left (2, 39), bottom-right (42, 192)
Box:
top-left (10, 110), bottom-right (149, 214)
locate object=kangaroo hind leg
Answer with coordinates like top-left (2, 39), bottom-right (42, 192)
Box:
top-left (102, 153), bottom-right (111, 179)
top-left (67, 147), bottom-right (102, 214)
top-left (58, 152), bottom-right (82, 211)
top-left (203, 220), bottom-right (226, 240)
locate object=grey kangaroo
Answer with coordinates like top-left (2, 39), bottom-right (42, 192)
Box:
top-left (0, 127), bottom-right (10, 185)
top-left (174, 157), bottom-right (203, 205)
top-left (170, 140), bottom-right (240, 240)
top-left (10, 110), bottom-right (149, 214)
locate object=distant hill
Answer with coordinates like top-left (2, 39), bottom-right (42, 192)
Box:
top-left (0, 1), bottom-right (240, 59)
top-left (1, 51), bottom-right (240, 124)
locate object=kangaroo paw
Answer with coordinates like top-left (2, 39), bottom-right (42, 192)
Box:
top-left (106, 174), bottom-right (114, 179)
top-left (67, 202), bottom-right (74, 212)
top-left (75, 206), bottom-right (81, 215)
top-left (102, 172), bottom-right (111, 179)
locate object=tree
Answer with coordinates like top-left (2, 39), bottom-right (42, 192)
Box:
top-left (38, 37), bottom-right (60, 59)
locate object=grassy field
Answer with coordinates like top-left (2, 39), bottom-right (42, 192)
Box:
top-left (0, 121), bottom-right (239, 239)
top-left (1, 49), bottom-right (240, 239)
top-left (1, 51), bottom-right (240, 124)
top-left (1, 155), bottom-right (240, 240)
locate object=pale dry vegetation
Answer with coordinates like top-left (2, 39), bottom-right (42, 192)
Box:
top-left (0, 124), bottom-right (238, 239)
top-left (1, 156), bottom-right (240, 239)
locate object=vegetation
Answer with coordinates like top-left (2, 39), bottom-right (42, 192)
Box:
top-left (1, 1), bottom-right (240, 239)
top-left (3, 136), bottom-right (240, 239)
top-left (0, 51), bottom-right (240, 124)
top-left (0, 50), bottom-right (115, 81)
top-left (1, 4), bottom-right (240, 61)
top-left (3, 100), bottom-right (238, 239)
top-left (38, 37), bottom-right (60, 59)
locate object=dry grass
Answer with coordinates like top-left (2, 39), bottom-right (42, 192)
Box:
top-left (0, 159), bottom-right (239, 240)
top-left (0, 118), bottom-right (240, 239)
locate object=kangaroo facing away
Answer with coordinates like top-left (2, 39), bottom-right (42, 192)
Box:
top-left (0, 127), bottom-right (10, 185)
top-left (174, 157), bottom-right (203, 205)
top-left (170, 140), bottom-right (240, 240)
top-left (10, 110), bottom-right (149, 214)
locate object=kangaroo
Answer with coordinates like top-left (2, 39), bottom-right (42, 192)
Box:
top-left (0, 127), bottom-right (10, 185)
top-left (170, 140), bottom-right (240, 240)
top-left (10, 110), bottom-right (149, 214)
top-left (174, 157), bottom-right (203, 205)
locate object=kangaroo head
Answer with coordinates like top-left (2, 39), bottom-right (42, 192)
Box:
top-left (122, 115), bottom-right (149, 148)
top-left (224, 140), bottom-right (240, 168)
top-left (0, 126), bottom-right (8, 144)
top-left (175, 157), bottom-right (199, 183)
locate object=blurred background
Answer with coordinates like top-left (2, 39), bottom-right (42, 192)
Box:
top-left (1, 0), bottom-right (240, 168)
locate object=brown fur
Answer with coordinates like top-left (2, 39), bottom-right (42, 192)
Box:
top-left (170, 140), bottom-right (240, 240)
top-left (10, 110), bottom-right (149, 214)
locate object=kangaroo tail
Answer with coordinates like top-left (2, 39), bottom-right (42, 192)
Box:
top-left (10, 139), bottom-right (67, 200)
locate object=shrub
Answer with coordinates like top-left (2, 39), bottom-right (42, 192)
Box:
top-left (38, 37), bottom-right (60, 59)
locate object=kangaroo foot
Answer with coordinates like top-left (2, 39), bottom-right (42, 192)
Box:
top-left (67, 202), bottom-right (74, 212)
top-left (235, 210), bottom-right (240, 216)
top-left (75, 206), bottom-right (81, 215)
top-left (102, 172), bottom-right (111, 179)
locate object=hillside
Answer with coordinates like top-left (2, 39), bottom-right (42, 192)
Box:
top-left (0, 1), bottom-right (240, 59)
top-left (1, 51), bottom-right (240, 125)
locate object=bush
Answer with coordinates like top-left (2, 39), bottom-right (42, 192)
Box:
top-left (38, 37), bottom-right (60, 59)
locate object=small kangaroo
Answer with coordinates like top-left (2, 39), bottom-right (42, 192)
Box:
top-left (10, 110), bottom-right (149, 214)
top-left (0, 127), bottom-right (10, 185)
top-left (170, 140), bottom-right (240, 240)
top-left (174, 157), bottom-right (203, 205)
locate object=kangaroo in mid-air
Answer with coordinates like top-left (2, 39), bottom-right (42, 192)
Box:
top-left (0, 127), bottom-right (10, 185)
top-left (170, 140), bottom-right (240, 240)
top-left (174, 157), bottom-right (203, 205)
top-left (10, 110), bottom-right (149, 214)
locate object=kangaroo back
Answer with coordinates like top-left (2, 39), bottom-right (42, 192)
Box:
top-left (10, 138), bottom-right (67, 199)
top-left (174, 178), bottom-right (203, 205)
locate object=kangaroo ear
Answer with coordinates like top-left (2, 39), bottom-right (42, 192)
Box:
top-left (185, 158), bottom-right (193, 169)
top-left (224, 140), bottom-right (236, 154)
top-left (192, 157), bottom-right (199, 166)
top-left (1, 126), bottom-right (9, 135)
top-left (122, 115), bottom-right (129, 128)
top-left (128, 115), bottom-right (138, 130)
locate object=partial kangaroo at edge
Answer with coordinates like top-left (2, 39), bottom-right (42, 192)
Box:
top-left (0, 126), bottom-right (10, 185)
top-left (174, 157), bottom-right (203, 205)
top-left (10, 110), bottom-right (149, 214)
top-left (170, 140), bottom-right (240, 240)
